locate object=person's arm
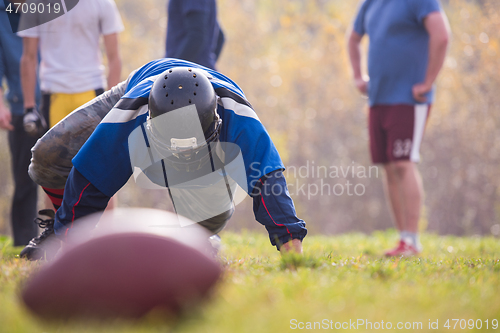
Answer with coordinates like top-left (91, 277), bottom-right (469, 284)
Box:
top-left (20, 37), bottom-right (38, 109)
top-left (54, 167), bottom-right (111, 237)
top-left (103, 33), bottom-right (121, 89)
top-left (412, 11), bottom-right (450, 102)
top-left (0, 88), bottom-right (14, 131)
top-left (347, 29), bottom-right (368, 95)
top-left (252, 170), bottom-right (307, 253)
top-left (175, 10), bottom-right (211, 62)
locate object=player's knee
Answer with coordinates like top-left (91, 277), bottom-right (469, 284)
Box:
top-left (391, 160), bottom-right (413, 179)
top-left (383, 163), bottom-right (397, 182)
top-left (198, 207), bottom-right (234, 235)
top-left (28, 132), bottom-right (72, 189)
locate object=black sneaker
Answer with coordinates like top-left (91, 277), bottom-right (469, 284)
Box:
top-left (20, 209), bottom-right (59, 260)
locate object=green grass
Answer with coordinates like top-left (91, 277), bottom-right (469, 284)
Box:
top-left (0, 231), bottom-right (499, 332)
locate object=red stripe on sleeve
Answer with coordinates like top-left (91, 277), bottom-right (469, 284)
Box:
top-left (70, 183), bottom-right (91, 229)
top-left (259, 179), bottom-right (293, 240)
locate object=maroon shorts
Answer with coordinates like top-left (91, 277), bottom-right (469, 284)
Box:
top-left (369, 104), bottom-right (431, 164)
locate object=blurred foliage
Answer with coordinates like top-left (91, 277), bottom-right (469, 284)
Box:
top-left (0, 0), bottom-right (498, 237)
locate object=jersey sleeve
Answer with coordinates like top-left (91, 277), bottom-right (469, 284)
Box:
top-left (252, 170), bottom-right (307, 248)
top-left (53, 167), bottom-right (111, 237)
top-left (408, 0), bottom-right (442, 24)
top-left (99, 0), bottom-right (124, 35)
top-left (352, 0), bottom-right (369, 36)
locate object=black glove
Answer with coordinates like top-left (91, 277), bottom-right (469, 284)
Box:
top-left (23, 106), bottom-right (48, 137)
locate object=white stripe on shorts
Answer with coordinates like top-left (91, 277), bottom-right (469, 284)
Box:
top-left (410, 104), bottom-right (429, 162)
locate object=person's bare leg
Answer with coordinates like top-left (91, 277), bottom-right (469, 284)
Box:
top-left (384, 161), bottom-right (423, 254)
top-left (383, 163), bottom-right (406, 232)
top-left (392, 161), bottom-right (423, 233)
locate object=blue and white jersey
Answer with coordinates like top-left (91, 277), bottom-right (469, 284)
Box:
top-left (72, 58), bottom-right (284, 197)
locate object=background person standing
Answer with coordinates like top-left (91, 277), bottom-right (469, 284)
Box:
top-left (165, 0), bottom-right (225, 70)
top-left (18, 0), bottom-right (124, 212)
top-left (348, 0), bottom-right (450, 255)
top-left (0, 0), bottom-right (41, 246)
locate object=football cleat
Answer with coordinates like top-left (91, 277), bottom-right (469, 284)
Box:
top-left (20, 209), bottom-right (59, 261)
top-left (384, 239), bottom-right (421, 257)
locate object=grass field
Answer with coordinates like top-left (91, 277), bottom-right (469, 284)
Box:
top-left (0, 231), bottom-right (499, 333)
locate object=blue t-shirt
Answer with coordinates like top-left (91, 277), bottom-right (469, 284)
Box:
top-left (353, 0), bottom-right (442, 106)
top-left (165, 0), bottom-right (220, 69)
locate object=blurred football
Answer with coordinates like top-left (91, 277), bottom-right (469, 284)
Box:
top-left (21, 209), bottom-right (222, 319)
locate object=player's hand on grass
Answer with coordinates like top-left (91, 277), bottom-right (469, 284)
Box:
top-left (354, 77), bottom-right (369, 96)
top-left (0, 102), bottom-right (14, 131)
top-left (280, 238), bottom-right (303, 254)
top-left (412, 82), bottom-right (432, 103)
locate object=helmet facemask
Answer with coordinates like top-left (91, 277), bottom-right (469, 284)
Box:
top-left (146, 105), bottom-right (222, 172)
